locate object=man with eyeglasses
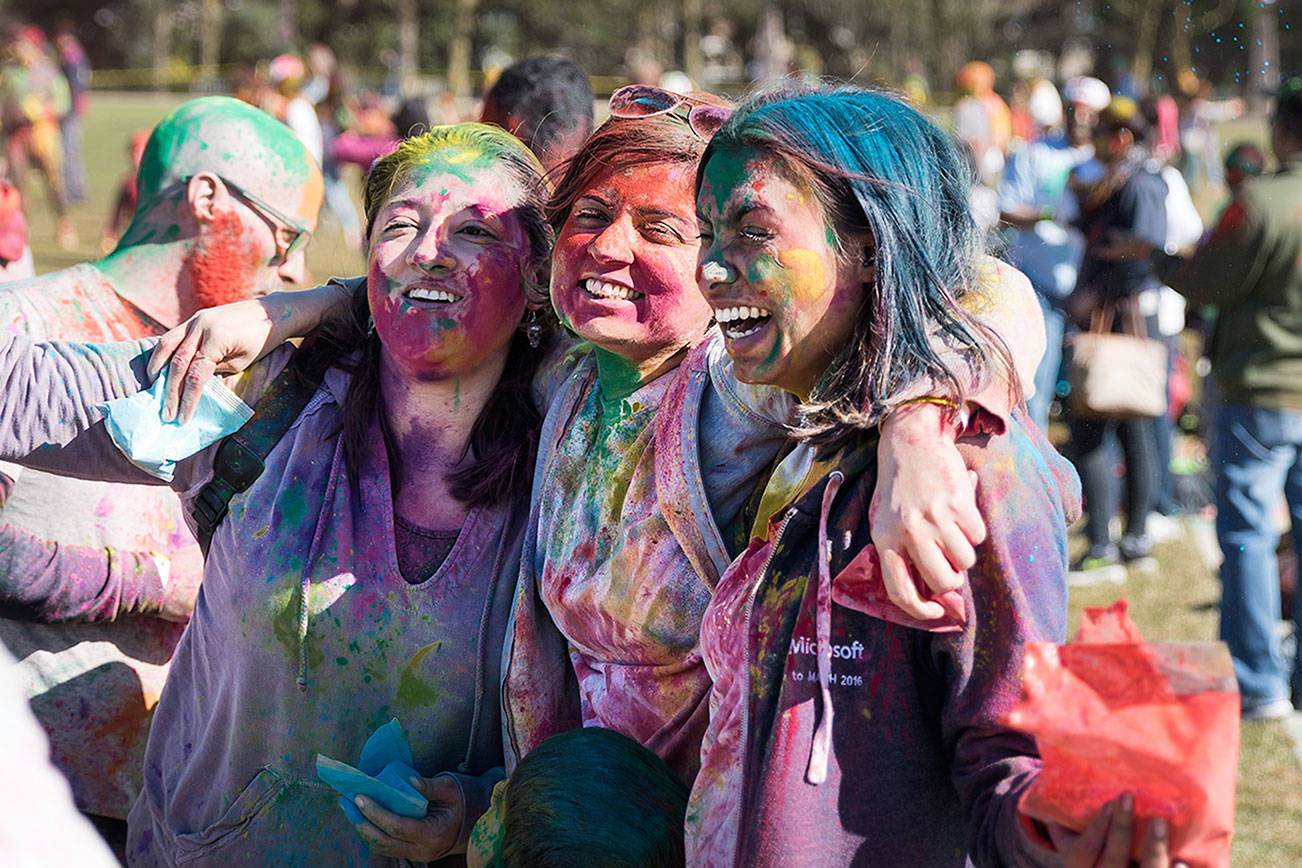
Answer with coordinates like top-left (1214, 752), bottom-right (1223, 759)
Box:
top-left (1161, 74), bottom-right (1302, 721)
top-left (0, 95), bottom-right (321, 855)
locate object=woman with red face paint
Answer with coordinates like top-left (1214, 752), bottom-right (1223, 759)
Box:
top-left (688, 83), bottom-right (1173, 868)
top-left (0, 124), bottom-right (554, 866)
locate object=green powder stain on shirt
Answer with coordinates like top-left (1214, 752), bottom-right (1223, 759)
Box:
top-left (593, 346), bottom-right (644, 406)
top-left (397, 642), bottom-right (446, 707)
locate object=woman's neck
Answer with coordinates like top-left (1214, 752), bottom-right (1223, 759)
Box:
top-left (379, 346), bottom-right (510, 526)
top-left (592, 342), bottom-right (692, 404)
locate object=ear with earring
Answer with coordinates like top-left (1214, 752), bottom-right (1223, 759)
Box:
top-left (524, 308), bottom-right (543, 348)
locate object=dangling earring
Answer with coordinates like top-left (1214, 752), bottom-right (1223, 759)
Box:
top-left (525, 308), bottom-right (542, 348)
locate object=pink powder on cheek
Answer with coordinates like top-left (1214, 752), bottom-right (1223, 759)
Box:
top-left (630, 253), bottom-right (712, 345)
top-left (367, 245), bottom-right (526, 376)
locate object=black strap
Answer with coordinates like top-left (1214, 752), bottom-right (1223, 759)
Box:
top-left (192, 337), bottom-right (338, 555)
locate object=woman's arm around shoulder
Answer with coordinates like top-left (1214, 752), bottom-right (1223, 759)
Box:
top-left (930, 417), bottom-right (1079, 867)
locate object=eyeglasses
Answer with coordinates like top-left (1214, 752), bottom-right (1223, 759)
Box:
top-left (187, 175), bottom-right (313, 265)
top-left (608, 85), bottom-right (733, 141)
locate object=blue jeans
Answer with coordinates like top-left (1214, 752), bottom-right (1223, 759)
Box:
top-left (1069, 413), bottom-right (1156, 548)
top-left (1215, 403), bottom-right (1302, 704)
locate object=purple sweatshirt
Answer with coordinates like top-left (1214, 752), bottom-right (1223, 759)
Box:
top-left (0, 332), bottom-right (519, 866)
top-left (688, 414), bottom-right (1081, 867)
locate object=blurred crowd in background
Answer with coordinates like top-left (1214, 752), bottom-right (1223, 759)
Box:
top-left (0, 2), bottom-right (1297, 733)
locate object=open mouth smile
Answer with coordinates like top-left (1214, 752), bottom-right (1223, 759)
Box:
top-left (404, 286), bottom-right (463, 304)
top-left (714, 305), bottom-right (772, 339)
top-left (583, 278), bottom-right (644, 302)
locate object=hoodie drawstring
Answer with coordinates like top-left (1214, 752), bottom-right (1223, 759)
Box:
top-left (806, 470), bottom-right (843, 785)
top-left (296, 438), bottom-right (346, 691)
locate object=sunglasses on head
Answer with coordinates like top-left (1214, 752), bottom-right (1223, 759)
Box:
top-left (608, 85), bottom-right (732, 141)
top-left (186, 175), bottom-right (313, 264)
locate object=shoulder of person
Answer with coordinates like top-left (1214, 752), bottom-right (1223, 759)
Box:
top-left (702, 330), bottom-right (794, 427)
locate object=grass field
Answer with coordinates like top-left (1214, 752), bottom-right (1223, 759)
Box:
top-left (22, 92), bottom-right (1302, 865)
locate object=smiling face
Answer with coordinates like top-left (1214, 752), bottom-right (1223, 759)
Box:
top-left (550, 159), bottom-right (713, 379)
top-left (697, 146), bottom-right (871, 397)
top-left (366, 150), bottom-right (533, 381)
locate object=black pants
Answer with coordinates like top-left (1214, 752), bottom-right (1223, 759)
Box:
top-left (1069, 413), bottom-right (1158, 548)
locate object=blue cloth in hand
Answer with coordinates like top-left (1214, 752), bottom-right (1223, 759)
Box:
top-left (98, 371), bottom-right (252, 481)
top-left (316, 718), bottom-right (428, 824)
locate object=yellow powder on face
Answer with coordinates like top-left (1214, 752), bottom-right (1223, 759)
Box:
top-left (294, 168), bottom-right (325, 226)
top-left (779, 248), bottom-right (829, 303)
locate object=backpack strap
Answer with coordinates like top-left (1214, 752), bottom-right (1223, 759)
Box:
top-left (191, 336), bottom-right (338, 555)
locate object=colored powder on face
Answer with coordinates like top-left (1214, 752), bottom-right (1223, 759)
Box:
top-left (700, 149), bottom-right (753, 213)
top-left (771, 248), bottom-right (828, 304)
top-left (184, 208), bottom-right (271, 308)
top-left (406, 145), bottom-right (493, 186)
top-left (365, 163), bottom-right (530, 380)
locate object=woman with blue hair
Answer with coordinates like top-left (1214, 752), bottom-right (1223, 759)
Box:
top-left (687, 83), bottom-right (1171, 867)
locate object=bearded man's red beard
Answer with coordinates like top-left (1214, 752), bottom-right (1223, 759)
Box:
top-left (183, 210), bottom-right (274, 309)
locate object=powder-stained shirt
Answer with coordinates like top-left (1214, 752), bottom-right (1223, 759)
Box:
top-left (510, 338), bottom-right (792, 781)
top-left (0, 264), bottom-right (200, 820)
top-left (0, 334), bottom-right (517, 866)
top-left (537, 372), bottom-right (713, 778)
top-left (687, 416), bottom-right (1080, 867)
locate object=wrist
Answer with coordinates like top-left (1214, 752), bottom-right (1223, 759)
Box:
top-left (882, 396), bottom-right (966, 440)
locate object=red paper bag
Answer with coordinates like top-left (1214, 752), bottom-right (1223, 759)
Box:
top-left (1003, 600), bottom-right (1239, 867)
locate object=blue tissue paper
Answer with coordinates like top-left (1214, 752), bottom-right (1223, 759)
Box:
top-left (98, 370), bottom-right (252, 481)
top-left (316, 718), bottom-right (428, 824)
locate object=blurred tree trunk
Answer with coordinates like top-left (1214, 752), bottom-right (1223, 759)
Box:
top-left (448, 0), bottom-right (480, 98)
top-left (1249, 0), bottom-right (1280, 114)
top-left (396, 0), bottom-right (418, 96)
top-left (1128, 0), bottom-right (1165, 87)
top-left (197, 0), bottom-right (222, 92)
top-left (682, 0), bottom-right (703, 84)
top-left (753, 1), bottom-right (790, 83)
top-left (278, 0), bottom-right (298, 52)
top-left (153, 0), bottom-right (174, 90)
top-left (1170, 0), bottom-right (1194, 75)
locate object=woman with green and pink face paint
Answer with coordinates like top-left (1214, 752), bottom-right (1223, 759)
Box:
top-left (686, 83), bottom-right (1171, 868)
top-left (0, 124), bottom-right (554, 866)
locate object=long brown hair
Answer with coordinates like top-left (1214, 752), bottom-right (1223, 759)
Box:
top-left (316, 124), bottom-right (554, 509)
